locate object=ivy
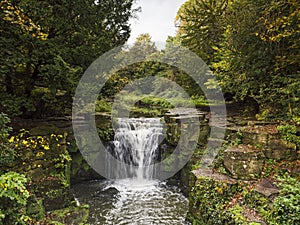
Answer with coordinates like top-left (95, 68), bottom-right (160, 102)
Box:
top-left (267, 175), bottom-right (300, 224)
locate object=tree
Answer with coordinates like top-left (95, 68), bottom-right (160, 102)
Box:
top-left (100, 33), bottom-right (160, 98)
top-left (0, 0), bottom-right (137, 117)
top-left (213, 0), bottom-right (300, 119)
top-left (175, 0), bottom-right (229, 64)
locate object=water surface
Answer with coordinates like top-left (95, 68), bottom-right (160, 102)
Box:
top-left (72, 179), bottom-right (189, 225)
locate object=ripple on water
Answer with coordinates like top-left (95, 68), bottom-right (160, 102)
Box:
top-left (72, 179), bottom-right (189, 225)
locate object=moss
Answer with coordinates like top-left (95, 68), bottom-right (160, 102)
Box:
top-left (30, 124), bottom-right (61, 136)
top-left (48, 205), bottom-right (89, 225)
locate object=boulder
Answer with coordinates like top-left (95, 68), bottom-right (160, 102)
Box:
top-left (254, 178), bottom-right (279, 197)
top-left (223, 145), bottom-right (265, 180)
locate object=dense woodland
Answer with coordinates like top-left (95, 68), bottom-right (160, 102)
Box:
top-left (1, 0), bottom-right (299, 121)
top-left (0, 0), bottom-right (299, 224)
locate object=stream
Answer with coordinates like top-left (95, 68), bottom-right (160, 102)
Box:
top-left (72, 179), bottom-right (189, 224)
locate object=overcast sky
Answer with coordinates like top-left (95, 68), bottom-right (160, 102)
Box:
top-left (127, 0), bottom-right (187, 44)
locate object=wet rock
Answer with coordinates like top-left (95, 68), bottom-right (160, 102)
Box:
top-left (223, 145), bottom-right (265, 180)
top-left (105, 187), bottom-right (118, 195)
top-left (70, 152), bottom-right (103, 184)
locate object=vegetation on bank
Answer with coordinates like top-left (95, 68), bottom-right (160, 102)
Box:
top-left (184, 120), bottom-right (299, 225)
top-left (0, 113), bottom-right (89, 224)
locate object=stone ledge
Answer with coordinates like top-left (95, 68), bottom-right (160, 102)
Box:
top-left (192, 168), bottom-right (237, 184)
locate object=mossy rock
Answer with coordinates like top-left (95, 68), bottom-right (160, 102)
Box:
top-left (223, 145), bottom-right (265, 180)
top-left (43, 188), bottom-right (73, 211)
top-left (264, 138), bottom-right (297, 160)
top-left (27, 196), bottom-right (45, 220)
top-left (30, 124), bottom-right (61, 136)
top-left (48, 205), bottom-right (89, 225)
top-left (70, 152), bottom-right (103, 184)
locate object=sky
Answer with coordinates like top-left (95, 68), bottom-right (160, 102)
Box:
top-left (127, 0), bottom-right (187, 44)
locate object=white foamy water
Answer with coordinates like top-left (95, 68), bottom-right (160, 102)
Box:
top-left (72, 118), bottom-right (189, 224)
top-left (111, 118), bottom-right (164, 180)
top-left (73, 180), bottom-right (189, 225)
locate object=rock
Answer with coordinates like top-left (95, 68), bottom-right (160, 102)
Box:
top-left (70, 152), bottom-right (103, 184)
top-left (254, 178), bottom-right (279, 197)
top-left (95, 187), bottom-right (119, 198)
top-left (27, 167), bottom-right (44, 181)
top-left (26, 196), bottom-right (45, 220)
top-left (241, 125), bottom-right (297, 160)
top-left (223, 145), bottom-right (265, 180)
top-left (48, 205), bottom-right (89, 224)
top-left (264, 138), bottom-right (297, 160)
top-left (192, 169), bottom-right (238, 185)
top-left (30, 124), bottom-right (61, 136)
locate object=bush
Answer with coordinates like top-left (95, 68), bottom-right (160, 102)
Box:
top-left (0, 172), bottom-right (30, 224)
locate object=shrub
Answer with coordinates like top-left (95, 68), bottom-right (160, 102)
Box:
top-left (0, 172), bottom-right (30, 224)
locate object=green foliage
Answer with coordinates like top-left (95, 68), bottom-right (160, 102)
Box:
top-left (95, 99), bottom-right (112, 113)
top-left (189, 176), bottom-right (240, 224)
top-left (226, 205), bottom-right (251, 225)
top-left (175, 0), bottom-right (300, 120)
top-left (100, 34), bottom-right (206, 105)
top-left (0, 113), bottom-right (14, 170)
top-left (176, 0), bottom-right (228, 64)
top-left (267, 175), bottom-right (300, 224)
top-left (213, 0), bottom-right (300, 118)
top-left (0, 0), bottom-right (137, 117)
top-left (0, 172), bottom-right (30, 224)
top-left (278, 124), bottom-right (300, 148)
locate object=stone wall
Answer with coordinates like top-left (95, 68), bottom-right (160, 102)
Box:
top-left (179, 119), bottom-right (299, 224)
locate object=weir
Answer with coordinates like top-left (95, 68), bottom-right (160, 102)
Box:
top-left (111, 117), bottom-right (164, 181)
top-left (73, 117), bottom-right (189, 224)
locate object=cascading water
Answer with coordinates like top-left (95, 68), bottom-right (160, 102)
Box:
top-left (73, 118), bottom-right (189, 224)
top-left (112, 118), bottom-right (164, 181)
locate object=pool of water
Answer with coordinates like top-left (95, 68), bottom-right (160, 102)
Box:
top-left (72, 179), bottom-right (189, 225)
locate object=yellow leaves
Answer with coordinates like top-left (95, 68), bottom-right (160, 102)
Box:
top-left (1, 0), bottom-right (48, 41)
top-left (43, 145), bottom-right (50, 151)
top-left (9, 136), bottom-right (14, 143)
top-left (215, 186), bottom-right (224, 194)
top-left (36, 151), bottom-right (45, 157)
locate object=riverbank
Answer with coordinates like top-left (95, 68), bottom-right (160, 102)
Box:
top-left (1, 102), bottom-right (299, 224)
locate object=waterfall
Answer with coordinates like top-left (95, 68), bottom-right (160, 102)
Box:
top-left (111, 118), bottom-right (164, 181)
